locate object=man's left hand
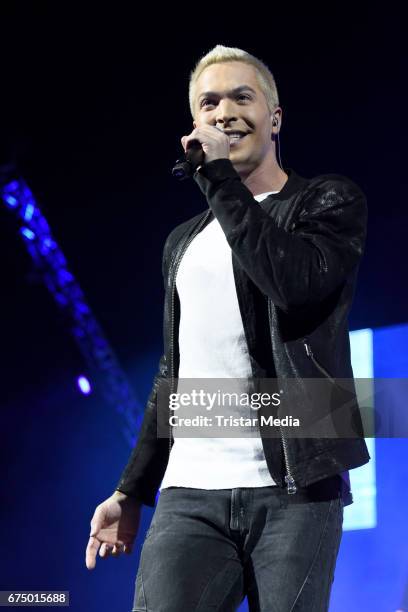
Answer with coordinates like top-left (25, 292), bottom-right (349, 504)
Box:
top-left (181, 125), bottom-right (230, 165)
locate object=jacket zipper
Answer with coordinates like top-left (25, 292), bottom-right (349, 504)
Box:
top-left (168, 210), bottom-right (212, 458)
top-left (267, 299), bottom-right (297, 494)
top-left (303, 338), bottom-right (335, 384)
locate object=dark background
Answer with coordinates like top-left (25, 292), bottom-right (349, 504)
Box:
top-left (0, 3), bottom-right (405, 610)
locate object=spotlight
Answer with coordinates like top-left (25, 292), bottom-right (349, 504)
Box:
top-left (77, 376), bottom-right (92, 395)
top-left (20, 227), bottom-right (35, 240)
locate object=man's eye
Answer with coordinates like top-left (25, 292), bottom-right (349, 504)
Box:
top-left (200, 94), bottom-right (251, 108)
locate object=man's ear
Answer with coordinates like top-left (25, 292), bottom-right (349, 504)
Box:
top-left (193, 121), bottom-right (197, 129)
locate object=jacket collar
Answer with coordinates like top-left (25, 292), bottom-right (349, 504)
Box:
top-left (262, 167), bottom-right (308, 202)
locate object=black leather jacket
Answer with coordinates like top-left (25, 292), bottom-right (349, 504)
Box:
top-left (116, 159), bottom-right (370, 508)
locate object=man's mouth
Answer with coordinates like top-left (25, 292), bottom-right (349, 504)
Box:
top-left (227, 132), bottom-right (248, 145)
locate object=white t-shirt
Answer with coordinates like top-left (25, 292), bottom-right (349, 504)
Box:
top-left (160, 191), bottom-right (279, 490)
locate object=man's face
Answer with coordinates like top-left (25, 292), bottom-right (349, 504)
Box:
top-left (193, 61), bottom-right (277, 174)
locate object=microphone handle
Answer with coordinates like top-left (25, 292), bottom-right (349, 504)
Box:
top-left (171, 141), bottom-right (204, 180)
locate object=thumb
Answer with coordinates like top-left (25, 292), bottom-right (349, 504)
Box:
top-left (90, 510), bottom-right (104, 537)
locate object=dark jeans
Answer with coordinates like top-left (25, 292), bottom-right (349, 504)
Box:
top-left (132, 481), bottom-right (344, 612)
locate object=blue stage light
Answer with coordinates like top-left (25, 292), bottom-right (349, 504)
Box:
top-left (20, 227), bottom-right (35, 240)
top-left (24, 203), bottom-right (35, 220)
top-left (77, 376), bottom-right (92, 395)
top-left (4, 195), bottom-right (18, 207)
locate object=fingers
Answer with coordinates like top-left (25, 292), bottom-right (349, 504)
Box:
top-left (85, 539), bottom-right (132, 569)
top-left (99, 542), bottom-right (113, 558)
top-left (86, 510), bottom-right (104, 570)
top-left (85, 538), bottom-right (115, 570)
top-left (85, 535), bottom-right (100, 570)
top-left (93, 541), bottom-right (131, 561)
top-left (181, 125), bottom-right (228, 151)
top-left (110, 542), bottom-right (132, 556)
top-left (111, 543), bottom-right (131, 556)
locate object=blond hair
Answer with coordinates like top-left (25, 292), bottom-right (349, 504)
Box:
top-left (189, 44), bottom-right (279, 118)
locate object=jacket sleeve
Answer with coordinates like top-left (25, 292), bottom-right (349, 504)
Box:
top-left (115, 239), bottom-right (171, 507)
top-left (193, 159), bottom-right (367, 312)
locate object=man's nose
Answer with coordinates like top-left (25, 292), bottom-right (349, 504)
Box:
top-left (215, 99), bottom-right (238, 125)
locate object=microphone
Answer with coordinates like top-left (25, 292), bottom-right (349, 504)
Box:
top-left (171, 140), bottom-right (204, 181)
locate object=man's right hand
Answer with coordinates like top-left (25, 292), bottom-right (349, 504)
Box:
top-left (85, 491), bottom-right (142, 570)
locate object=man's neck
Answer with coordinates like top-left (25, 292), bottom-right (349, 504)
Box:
top-left (236, 154), bottom-right (289, 196)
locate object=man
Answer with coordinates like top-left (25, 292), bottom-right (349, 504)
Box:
top-left (85, 45), bottom-right (370, 611)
